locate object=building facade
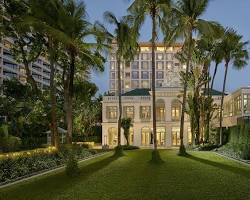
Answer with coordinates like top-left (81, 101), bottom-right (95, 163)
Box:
top-left (0, 38), bottom-right (62, 89)
top-left (102, 42), bottom-right (224, 148)
top-left (109, 42), bottom-right (185, 95)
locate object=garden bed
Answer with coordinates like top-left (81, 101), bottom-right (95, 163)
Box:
top-left (0, 146), bottom-right (107, 185)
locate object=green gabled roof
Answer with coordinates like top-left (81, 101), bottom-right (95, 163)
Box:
top-left (122, 88), bottom-right (151, 96)
top-left (203, 88), bottom-right (226, 96)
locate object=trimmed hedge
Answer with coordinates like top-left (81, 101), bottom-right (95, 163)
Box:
top-left (122, 145), bottom-right (140, 150)
top-left (0, 145), bottom-right (95, 183)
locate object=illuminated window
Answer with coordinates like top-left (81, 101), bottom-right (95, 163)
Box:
top-left (123, 106), bottom-right (134, 119)
top-left (156, 61), bottom-right (164, 70)
top-left (243, 94), bottom-right (250, 114)
top-left (108, 128), bottom-right (117, 146)
top-left (157, 127), bottom-right (165, 146)
top-left (141, 53), bottom-right (149, 60)
top-left (157, 53), bottom-right (164, 60)
top-left (110, 61), bottom-right (115, 70)
top-left (172, 127), bottom-right (180, 146)
top-left (106, 106), bottom-right (117, 119)
top-left (141, 61), bottom-right (149, 70)
top-left (141, 127), bottom-right (151, 146)
top-left (188, 127), bottom-right (192, 145)
top-left (125, 81), bottom-right (130, 89)
top-left (140, 106), bottom-right (151, 120)
top-left (129, 128), bottom-right (134, 145)
top-left (171, 100), bottom-right (181, 121)
top-left (141, 80), bottom-right (149, 88)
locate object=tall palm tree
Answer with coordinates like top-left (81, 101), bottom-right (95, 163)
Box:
top-left (218, 28), bottom-right (249, 145)
top-left (28, 0), bottom-right (67, 149)
top-left (168, 0), bottom-right (220, 155)
top-left (128, 0), bottom-right (171, 152)
top-left (59, 0), bottom-right (106, 144)
top-left (104, 11), bottom-right (139, 153)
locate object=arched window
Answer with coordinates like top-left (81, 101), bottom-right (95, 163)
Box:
top-left (141, 127), bottom-right (151, 146)
top-left (108, 127), bottom-right (118, 146)
top-left (156, 99), bottom-right (165, 121)
top-left (171, 99), bottom-right (181, 121)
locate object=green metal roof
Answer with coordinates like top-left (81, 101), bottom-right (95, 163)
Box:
top-left (122, 88), bottom-right (150, 96)
top-left (203, 88), bottom-right (226, 96)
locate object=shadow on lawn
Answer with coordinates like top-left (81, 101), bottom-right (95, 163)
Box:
top-left (78, 154), bottom-right (120, 177)
top-left (185, 154), bottom-right (250, 179)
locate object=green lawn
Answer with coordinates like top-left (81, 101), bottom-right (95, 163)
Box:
top-left (0, 150), bottom-right (250, 200)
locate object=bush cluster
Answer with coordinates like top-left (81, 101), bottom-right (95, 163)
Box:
top-left (121, 145), bottom-right (140, 150)
top-left (221, 124), bottom-right (250, 160)
top-left (0, 145), bottom-right (95, 183)
top-left (0, 136), bottom-right (22, 153)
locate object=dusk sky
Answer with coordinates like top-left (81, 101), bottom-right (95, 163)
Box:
top-left (86, 0), bottom-right (250, 94)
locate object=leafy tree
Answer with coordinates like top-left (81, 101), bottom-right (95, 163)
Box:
top-left (121, 118), bottom-right (133, 146)
top-left (2, 0), bottom-right (44, 92)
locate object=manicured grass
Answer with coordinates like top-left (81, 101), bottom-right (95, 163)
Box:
top-left (0, 150), bottom-right (250, 200)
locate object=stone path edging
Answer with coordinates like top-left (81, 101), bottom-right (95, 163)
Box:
top-left (0, 152), bottom-right (110, 189)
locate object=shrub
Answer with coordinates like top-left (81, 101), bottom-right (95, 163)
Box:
top-left (198, 144), bottom-right (219, 151)
top-left (65, 154), bottom-right (80, 177)
top-left (121, 145), bottom-right (139, 150)
top-left (0, 136), bottom-right (21, 153)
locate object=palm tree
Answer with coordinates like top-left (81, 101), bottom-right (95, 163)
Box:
top-left (218, 28), bottom-right (249, 145)
top-left (168, 0), bottom-right (220, 155)
top-left (104, 12), bottom-right (139, 153)
top-left (121, 117), bottom-right (133, 146)
top-left (28, 0), bottom-right (66, 149)
top-left (128, 0), bottom-right (171, 153)
top-left (59, 0), bottom-right (106, 144)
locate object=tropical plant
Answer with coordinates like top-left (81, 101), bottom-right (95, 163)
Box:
top-left (104, 11), bottom-right (139, 153)
top-left (218, 28), bottom-right (249, 145)
top-left (58, 0), bottom-right (106, 144)
top-left (167, 0), bottom-right (220, 155)
top-left (121, 118), bottom-right (133, 146)
top-left (128, 0), bottom-right (170, 154)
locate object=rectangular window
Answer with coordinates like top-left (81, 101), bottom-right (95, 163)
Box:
top-left (110, 53), bottom-right (116, 60)
top-left (166, 53), bottom-right (173, 60)
top-left (140, 106), bottom-right (151, 119)
top-left (141, 53), bottom-right (149, 60)
top-left (243, 94), bottom-right (250, 114)
top-left (110, 81), bottom-right (115, 89)
top-left (166, 61), bottom-right (173, 70)
top-left (125, 81), bottom-right (130, 89)
top-left (131, 80), bottom-right (139, 88)
top-left (188, 127), bottom-right (192, 145)
top-left (123, 106), bottom-right (134, 119)
top-left (106, 106), bottom-right (117, 119)
top-left (141, 80), bottom-right (149, 88)
top-left (132, 71), bottom-right (139, 79)
top-left (156, 80), bottom-right (163, 87)
top-left (141, 61), bottom-right (149, 70)
top-left (157, 53), bottom-right (164, 60)
top-left (233, 95), bottom-right (241, 115)
top-left (172, 127), bottom-right (180, 146)
top-left (131, 61), bottom-right (139, 70)
top-left (110, 61), bottom-right (115, 70)
top-left (156, 61), bottom-right (164, 70)
top-left (125, 72), bottom-right (130, 78)
top-left (141, 71), bottom-right (149, 79)
top-left (156, 71), bottom-right (164, 79)
top-left (110, 71), bottom-right (115, 79)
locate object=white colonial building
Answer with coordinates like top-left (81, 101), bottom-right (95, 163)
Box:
top-left (102, 42), bottom-right (226, 148)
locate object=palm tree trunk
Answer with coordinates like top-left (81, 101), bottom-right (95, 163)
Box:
top-left (49, 52), bottom-right (59, 149)
top-left (211, 62), bottom-right (219, 92)
top-left (151, 6), bottom-right (157, 150)
top-left (117, 58), bottom-right (122, 147)
top-left (219, 62), bottom-right (229, 145)
top-left (66, 53), bottom-right (75, 144)
top-left (179, 32), bottom-right (192, 154)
